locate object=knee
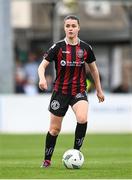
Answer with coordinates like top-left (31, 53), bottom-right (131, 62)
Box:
top-left (76, 113), bottom-right (87, 124)
top-left (49, 127), bottom-right (61, 136)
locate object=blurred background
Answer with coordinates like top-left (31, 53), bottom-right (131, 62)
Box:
top-left (0, 0), bottom-right (132, 133)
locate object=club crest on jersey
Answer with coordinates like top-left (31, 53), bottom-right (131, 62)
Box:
top-left (60, 60), bottom-right (66, 66)
top-left (77, 49), bottom-right (84, 58)
top-left (51, 100), bottom-right (60, 110)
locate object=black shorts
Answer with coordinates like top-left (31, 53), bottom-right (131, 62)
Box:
top-left (48, 90), bottom-right (88, 117)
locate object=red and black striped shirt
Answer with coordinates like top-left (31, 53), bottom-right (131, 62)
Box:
top-left (44, 38), bottom-right (96, 95)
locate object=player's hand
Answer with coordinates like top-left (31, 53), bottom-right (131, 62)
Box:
top-left (39, 79), bottom-right (48, 90)
top-left (97, 90), bottom-right (105, 103)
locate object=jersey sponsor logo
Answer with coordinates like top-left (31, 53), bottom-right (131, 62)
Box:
top-left (67, 61), bottom-right (84, 66)
top-left (77, 49), bottom-right (84, 58)
top-left (60, 60), bottom-right (84, 67)
top-left (51, 100), bottom-right (60, 110)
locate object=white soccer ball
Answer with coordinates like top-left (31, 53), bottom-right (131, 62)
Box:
top-left (62, 149), bottom-right (84, 169)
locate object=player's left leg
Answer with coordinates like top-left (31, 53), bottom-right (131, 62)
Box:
top-left (72, 100), bottom-right (88, 150)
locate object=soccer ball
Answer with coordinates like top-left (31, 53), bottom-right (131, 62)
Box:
top-left (62, 149), bottom-right (84, 169)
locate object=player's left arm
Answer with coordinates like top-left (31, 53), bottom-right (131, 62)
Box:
top-left (88, 62), bottom-right (105, 103)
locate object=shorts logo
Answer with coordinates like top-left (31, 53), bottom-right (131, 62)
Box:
top-left (60, 60), bottom-right (66, 66)
top-left (76, 93), bottom-right (85, 99)
top-left (51, 100), bottom-right (60, 110)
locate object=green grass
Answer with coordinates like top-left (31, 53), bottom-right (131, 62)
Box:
top-left (0, 133), bottom-right (132, 179)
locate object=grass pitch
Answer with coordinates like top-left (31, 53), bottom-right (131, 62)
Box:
top-left (0, 133), bottom-right (132, 179)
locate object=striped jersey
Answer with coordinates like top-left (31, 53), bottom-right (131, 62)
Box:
top-left (44, 38), bottom-right (96, 95)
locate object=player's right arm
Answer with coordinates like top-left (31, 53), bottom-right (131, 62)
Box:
top-left (38, 59), bottom-right (50, 90)
top-left (38, 43), bottom-right (58, 90)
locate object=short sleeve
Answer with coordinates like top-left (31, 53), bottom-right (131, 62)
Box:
top-left (43, 43), bottom-right (58, 62)
top-left (86, 45), bottom-right (96, 64)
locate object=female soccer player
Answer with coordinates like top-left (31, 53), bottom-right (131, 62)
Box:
top-left (38, 15), bottom-right (105, 168)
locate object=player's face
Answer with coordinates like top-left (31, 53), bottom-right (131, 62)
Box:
top-left (64, 19), bottom-right (80, 39)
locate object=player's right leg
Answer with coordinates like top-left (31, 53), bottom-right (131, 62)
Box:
top-left (41, 91), bottom-right (69, 168)
top-left (41, 113), bottom-right (63, 168)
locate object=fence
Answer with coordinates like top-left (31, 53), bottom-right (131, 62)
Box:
top-left (0, 94), bottom-right (132, 133)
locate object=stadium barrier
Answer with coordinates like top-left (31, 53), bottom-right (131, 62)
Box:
top-left (0, 94), bottom-right (132, 133)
